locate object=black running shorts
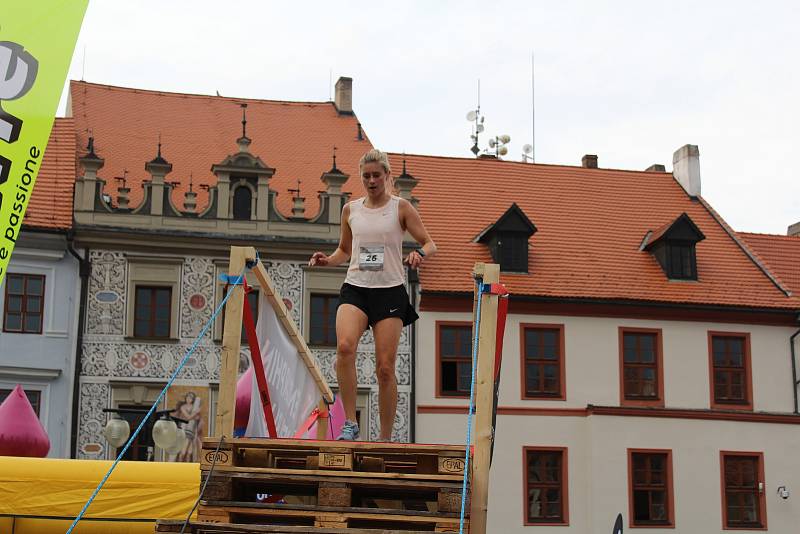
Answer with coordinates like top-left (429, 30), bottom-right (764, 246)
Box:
top-left (338, 283), bottom-right (419, 327)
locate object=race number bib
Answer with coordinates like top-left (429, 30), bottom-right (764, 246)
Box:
top-left (358, 244), bottom-right (384, 271)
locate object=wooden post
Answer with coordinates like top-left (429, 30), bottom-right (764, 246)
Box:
top-left (215, 246), bottom-right (249, 438)
top-left (316, 399), bottom-right (330, 440)
top-left (469, 262), bottom-right (500, 534)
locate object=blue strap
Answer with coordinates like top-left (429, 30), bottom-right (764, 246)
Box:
top-left (218, 273), bottom-right (245, 285)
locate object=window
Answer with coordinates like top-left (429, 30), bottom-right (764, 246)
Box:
top-left (0, 388), bottom-right (41, 417)
top-left (619, 328), bottom-right (664, 407)
top-left (721, 452), bottom-right (766, 529)
top-left (134, 286), bottom-right (172, 338)
top-left (437, 322), bottom-right (473, 397)
top-left (521, 324), bottom-right (565, 400)
top-left (524, 447), bottom-right (568, 525)
top-left (117, 405), bottom-right (155, 461)
top-left (232, 185), bottom-right (252, 220)
top-left (499, 234), bottom-right (528, 272)
top-left (3, 273), bottom-right (44, 334)
top-left (310, 294), bottom-right (338, 346)
top-left (628, 450), bottom-right (674, 527)
top-left (667, 242), bottom-right (695, 279)
top-left (709, 333), bottom-right (752, 410)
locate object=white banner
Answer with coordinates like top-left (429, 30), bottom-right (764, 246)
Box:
top-left (245, 292), bottom-right (321, 437)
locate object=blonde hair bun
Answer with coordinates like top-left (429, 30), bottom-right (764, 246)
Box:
top-left (359, 149), bottom-right (391, 174)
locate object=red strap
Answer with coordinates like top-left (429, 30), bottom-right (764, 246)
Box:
top-left (293, 408), bottom-right (321, 439)
top-left (485, 282), bottom-right (509, 296)
top-left (494, 294), bottom-right (509, 378)
top-left (241, 278), bottom-right (278, 438)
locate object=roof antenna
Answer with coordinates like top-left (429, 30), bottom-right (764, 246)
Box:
top-left (466, 79), bottom-right (484, 156)
top-left (329, 69), bottom-right (333, 101)
top-left (81, 45), bottom-right (86, 81)
top-left (521, 51), bottom-right (536, 163)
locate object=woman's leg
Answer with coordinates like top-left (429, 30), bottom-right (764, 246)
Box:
top-left (336, 304), bottom-right (368, 423)
top-left (372, 317), bottom-right (403, 440)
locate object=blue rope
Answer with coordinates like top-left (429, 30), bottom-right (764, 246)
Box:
top-left (459, 279), bottom-right (484, 534)
top-left (66, 274), bottom-right (244, 534)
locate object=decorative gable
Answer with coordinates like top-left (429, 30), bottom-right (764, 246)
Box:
top-left (474, 203), bottom-right (537, 273)
top-left (643, 213), bottom-right (706, 280)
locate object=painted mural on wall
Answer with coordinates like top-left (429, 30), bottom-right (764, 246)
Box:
top-left (77, 251), bottom-right (412, 459)
top-left (166, 385), bottom-right (209, 462)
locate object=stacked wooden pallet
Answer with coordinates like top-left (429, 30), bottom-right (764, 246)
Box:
top-left (156, 437), bottom-right (471, 534)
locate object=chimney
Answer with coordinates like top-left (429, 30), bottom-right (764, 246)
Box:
top-left (291, 195), bottom-right (306, 219)
top-left (672, 144), bottom-right (701, 197)
top-left (184, 190), bottom-right (197, 213)
top-left (788, 221), bottom-right (800, 237)
top-left (334, 77), bottom-right (353, 115)
top-left (581, 154), bottom-right (598, 168)
top-left (646, 164), bottom-right (666, 172)
top-left (116, 187), bottom-right (130, 209)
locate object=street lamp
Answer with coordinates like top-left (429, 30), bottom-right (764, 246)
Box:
top-left (102, 407), bottom-right (188, 461)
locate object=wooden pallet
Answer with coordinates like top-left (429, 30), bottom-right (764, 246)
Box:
top-left (195, 500), bottom-right (464, 532)
top-left (156, 519), bottom-right (452, 533)
top-left (201, 471), bottom-right (469, 514)
top-left (201, 438), bottom-right (469, 479)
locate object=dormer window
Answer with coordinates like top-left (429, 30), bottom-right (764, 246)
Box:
top-left (474, 203), bottom-right (537, 273)
top-left (232, 183), bottom-right (253, 220)
top-left (643, 213), bottom-right (705, 280)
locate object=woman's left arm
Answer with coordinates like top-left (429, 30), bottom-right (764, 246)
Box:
top-left (400, 199), bottom-right (436, 269)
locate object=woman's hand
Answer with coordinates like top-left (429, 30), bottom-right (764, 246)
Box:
top-left (309, 252), bottom-right (329, 267)
top-left (404, 250), bottom-right (424, 270)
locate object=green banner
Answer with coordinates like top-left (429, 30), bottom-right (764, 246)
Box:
top-left (0, 0), bottom-right (88, 284)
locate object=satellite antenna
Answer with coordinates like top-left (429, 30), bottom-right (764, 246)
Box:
top-left (522, 144), bottom-right (533, 162)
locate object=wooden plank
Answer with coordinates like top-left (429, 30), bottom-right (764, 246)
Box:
top-left (199, 464), bottom-right (464, 482)
top-left (248, 255), bottom-right (335, 403)
top-left (216, 246), bottom-right (249, 438)
top-left (198, 470), bottom-right (464, 490)
top-left (315, 399), bottom-right (329, 440)
top-left (202, 437), bottom-right (468, 454)
top-left (199, 502), bottom-right (460, 521)
top-left (469, 262), bottom-right (500, 534)
top-left (159, 519), bottom-right (447, 534)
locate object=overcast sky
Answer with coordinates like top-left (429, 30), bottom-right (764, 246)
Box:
top-left (58, 0), bottom-right (798, 234)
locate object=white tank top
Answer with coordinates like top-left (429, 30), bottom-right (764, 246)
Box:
top-left (345, 196), bottom-right (406, 288)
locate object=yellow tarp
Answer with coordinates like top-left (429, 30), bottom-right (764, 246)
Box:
top-left (0, 456), bottom-right (198, 534)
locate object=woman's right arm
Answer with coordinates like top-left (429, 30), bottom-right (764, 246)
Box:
top-left (308, 204), bottom-right (352, 267)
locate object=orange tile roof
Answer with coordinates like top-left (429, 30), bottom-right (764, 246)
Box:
top-left (390, 153), bottom-right (798, 310)
top-left (24, 117), bottom-right (75, 230)
top-left (739, 232), bottom-right (800, 295)
top-left (69, 81), bottom-right (372, 216)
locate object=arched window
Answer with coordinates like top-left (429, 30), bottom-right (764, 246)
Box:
top-left (232, 186), bottom-right (252, 220)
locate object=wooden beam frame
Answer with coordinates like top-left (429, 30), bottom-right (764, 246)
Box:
top-left (215, 246), bottom-right (335, 439)
top-left (469, 262), bottom-right (500, 534)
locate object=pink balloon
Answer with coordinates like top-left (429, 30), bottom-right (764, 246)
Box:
top-left (234, 366), bottom-right (253, 433)
top-left (0, 385), bottom-right (50, 457)
top-left (325, 396), bottom-right (346, 440)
